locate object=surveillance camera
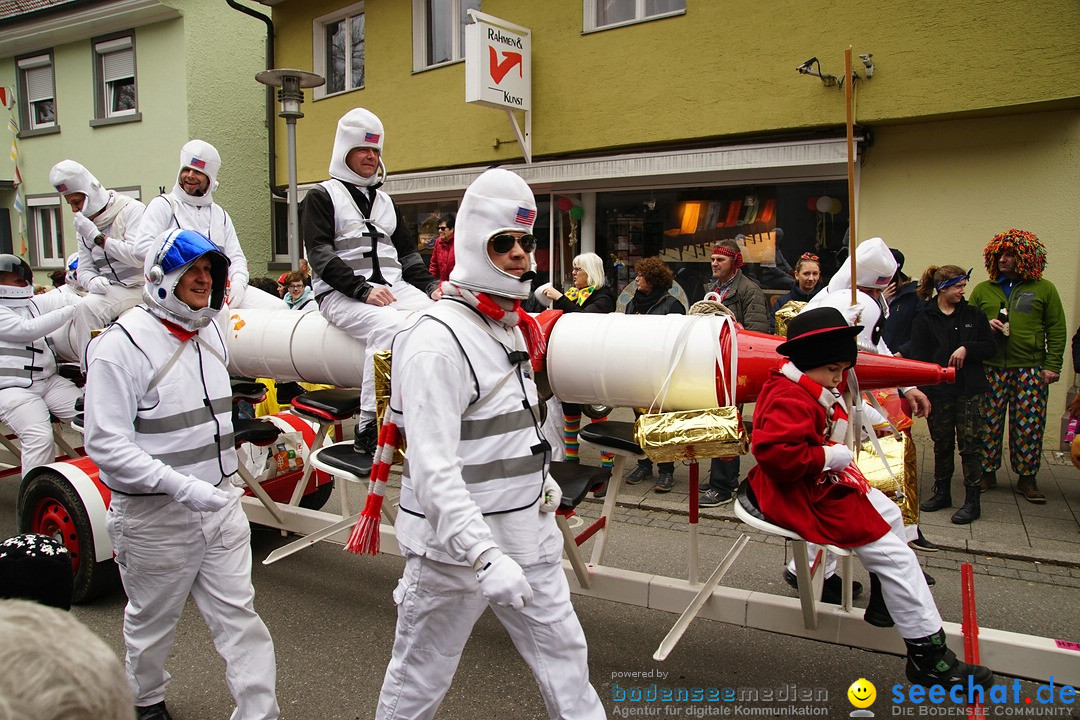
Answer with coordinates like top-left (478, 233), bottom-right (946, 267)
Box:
top-left (796, 57), bottom-right (818, 74)
top-left (859, 53), bottom-right (874, 78)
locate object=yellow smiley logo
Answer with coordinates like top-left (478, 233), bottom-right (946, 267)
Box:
top-left (848, 678), bottom-right (876, 709)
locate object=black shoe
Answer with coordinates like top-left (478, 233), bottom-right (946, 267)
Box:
top-left (653, 472), bottom-right (675, 493)
top-left (923, 569), bottom-right (936, 587)
top-left (352, 418), bottom-right (378, 476)
top-left (699, 487), bottom-right (735, 508)
top-left (909, 529), bottom-right (940, 553)
top-left (136, 702), bottom-right (173, 720)
top-left (863, 572), bottom-right (894, 628)
top-left (782, 569), bottom-right (863, 604)
top-left (951, 486), bottom-right (981, 524)
top-left (904, 631), bottom-right (994, 689)
top-left (920, 487), bottom-right (952, 512)
top-left (625, 464), bottom-right (653, 486)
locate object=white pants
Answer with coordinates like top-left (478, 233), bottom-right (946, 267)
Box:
top-left (318, 285), bottom-right (433, 419)
top-left (788, 489), bottom-right (940, 638)
top-left (376, 553), bottom-right (605, 720)
top-left (53, 284), bottom-right (143, 363)
top-left (107, 491), bottom-right (279, 720)
top-left (0, 375), bottom-right (81, 477)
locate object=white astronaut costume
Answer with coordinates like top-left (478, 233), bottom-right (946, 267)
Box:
top-left (0, 255), bottom-right (81, 477)
top-left (376, 169), bottom-right (605, 720)
top-left (49, 160), bottom-right (145, 362)
top-left (133, 140), bottom-right (281, 313)
top-left (302, 108), bottom-right (436, 431)
top-left (83, 229), bottom-right (278, 720)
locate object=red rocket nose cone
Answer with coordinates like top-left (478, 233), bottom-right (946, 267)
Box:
top-left (732, 328), bottom-right (955, 404)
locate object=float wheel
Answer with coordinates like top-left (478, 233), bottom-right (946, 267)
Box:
top-left (18, 470), bottom-right (119, 604)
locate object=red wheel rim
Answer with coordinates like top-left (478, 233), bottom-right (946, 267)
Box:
top-left (31, 498), bottom-right (81, 573)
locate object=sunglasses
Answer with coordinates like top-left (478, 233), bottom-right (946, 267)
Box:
top-left (437, 226), bottom-right (449, 231)
top-left (799, 252), bottom-right (820, 262)
top-left (489, 234), bottom-right (538, 254)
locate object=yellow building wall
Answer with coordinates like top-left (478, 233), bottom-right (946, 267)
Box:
top-left (273, 0), bottom-right (1080, 181)
top-left (859, 108), bottom-right (1080, 409)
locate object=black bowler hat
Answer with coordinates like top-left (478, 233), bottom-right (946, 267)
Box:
top-left (777, 307), bottom-right (863, 371)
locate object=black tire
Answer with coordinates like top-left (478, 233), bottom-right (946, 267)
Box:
top-left (298, 479), bottom-right (334, 511)
top-left (17, 470), bottom-right (120, 604)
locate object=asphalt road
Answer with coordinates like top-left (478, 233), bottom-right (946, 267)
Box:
top-left (2, 478), bottom-right (1078, 720)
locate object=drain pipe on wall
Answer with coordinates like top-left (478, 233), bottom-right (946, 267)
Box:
top-left (225, 0), bottom-right (284, 204)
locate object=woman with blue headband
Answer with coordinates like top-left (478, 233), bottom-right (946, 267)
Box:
top-left (905, 265), bottom-right (995, 524)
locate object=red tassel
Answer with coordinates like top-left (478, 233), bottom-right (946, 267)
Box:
top-left (344, 422), bottom-right (399, 555)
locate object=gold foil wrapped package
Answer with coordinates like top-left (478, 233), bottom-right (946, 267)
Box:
top-left (857, 434), bottom-right (919, 526)
top-left (773, 300), bottom-right (807, 338)
top-left (634, 406), bottom-right (748, 464)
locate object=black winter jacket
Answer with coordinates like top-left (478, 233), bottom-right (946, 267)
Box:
top-left (906, 299), bottom-right (995, 399)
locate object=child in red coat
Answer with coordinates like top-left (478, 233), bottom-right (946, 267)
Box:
top-left (747, 306), bottom-right (993, 690)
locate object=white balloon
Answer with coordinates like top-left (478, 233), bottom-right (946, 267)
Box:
top-left (816, 196), bottom-right (833, 213)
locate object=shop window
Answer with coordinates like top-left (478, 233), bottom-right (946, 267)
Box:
top-left (27, 199), bottom-right (64, 270)
top-left (398, 200), bottom-right (461, 254)
top-left (16, 53), bottom-right (57, 135)
top-left (413, 0), bottom-right (480, 70)
top-left (593, 183), bottom-right (849, 298)
top-left (314, 3), bottom-right (365, 98)
top-left (584, 0), bottom-right (685, 33)
top-left (92, 34), bottom-right (139, 124)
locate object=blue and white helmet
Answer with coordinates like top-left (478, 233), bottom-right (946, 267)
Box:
top-left (143, 229), bottom-right (230, 330)
top-left (65, 252), bottom-right (80, 289)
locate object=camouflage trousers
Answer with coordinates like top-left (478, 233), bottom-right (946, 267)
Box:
top-left (925, 394), bottom-right (985, 489)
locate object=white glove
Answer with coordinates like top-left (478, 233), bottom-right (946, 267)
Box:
top-left (227, 276), bottom-right (246, 308)
top-left (73, 213), bottom-right (99, 243)
top-left (822, 444), bottom-right (855, 473)
top-left (539, 475), bottom-right (561, 513)
top-left (172, 479), bottom-right (232, 512)
top-left (86, 276), bottom-right (110, 295)
top-left (475, 551), bottom-right (532, 610)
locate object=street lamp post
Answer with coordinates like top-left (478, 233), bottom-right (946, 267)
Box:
top-left (255, 68), bottom-right (324, 269)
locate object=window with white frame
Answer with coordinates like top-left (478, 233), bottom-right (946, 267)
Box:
top-left (412, 0), bottom-right (480, 71)
top-left (16, 53), bottom-right (57, 132)
top-left (27, 198), bottom-right (63, 269)
top-left (313, 3), bottom-right (365, 98)
top-left (584, 0), bottom-right (685, 32)
top-left (94, 34), bottom-right (138, 119)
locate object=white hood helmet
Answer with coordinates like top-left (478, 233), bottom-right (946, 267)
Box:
top-left (0, 254), bottom-right (35, 305)
top-left (328, 108), bottom-right (386, 187)
top-left (172, 140), bottom-right (221, 207)
top-left (448, 169), bottom-right (538, 300)
top-left (826, 237), bottom-right (897, 292)
top-left (143, 229), bottom-right (230, 331)
top-left (49, 160), bottom-right (111, 217)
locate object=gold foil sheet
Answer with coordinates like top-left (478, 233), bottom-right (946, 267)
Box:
top-left (373, 350), bottom-right (404, 462)
top-left (634, 407), bottom-right (749, 464)
top-left (773, 300), bottom-right (807, 338)
top-left (858, 434), bottom-right (918, 526)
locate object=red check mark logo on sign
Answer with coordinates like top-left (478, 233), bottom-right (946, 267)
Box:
top-left (489, 47), bottom-right (523, 84)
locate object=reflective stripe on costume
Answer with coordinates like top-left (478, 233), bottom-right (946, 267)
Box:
top-left (0, 302), bottom-right (60, 389)
top-left (111, 308), bottom-right (237, 484)
top-left (310, 179), bottom-right (401, 297)
top-left (83, 206), bottom-right (143, 287)
top-left (396, 302), bottom-right (545, 517)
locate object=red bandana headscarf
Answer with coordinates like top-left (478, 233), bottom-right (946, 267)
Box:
top-left (712, 244), bottom-right (744, 271)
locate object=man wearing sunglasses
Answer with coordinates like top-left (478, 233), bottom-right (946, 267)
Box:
top-left (376, 168), bottom-right (604, 720)
top-left (301, 108), bottom-right (438, 475)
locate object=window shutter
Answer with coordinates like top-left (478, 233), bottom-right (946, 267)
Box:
top-left (25, 66), bottom-right (53, 102)
top-left (102, 48), bottom-right (134, 83)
